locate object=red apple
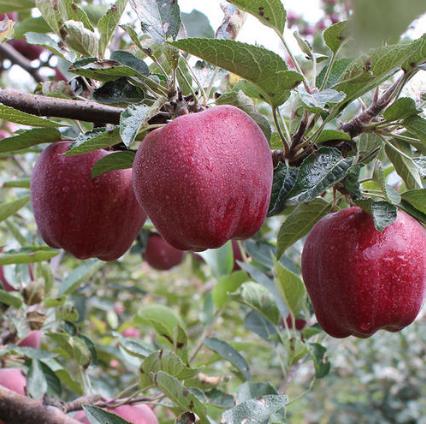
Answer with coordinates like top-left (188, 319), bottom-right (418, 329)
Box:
top-left (0, 130), bottom-right (10, 139)
top-left (143, 233), bottom-right (184, 271)
top-left (31, 141), bottom-right (146, 261)
top-left (301, 207), bottom-right (426, 338)
top-left (0, 368), bottom-right (26, 395)
top-left (284, 315), bottom-right (306, 331)
top-left (75, 404), bottom-right (158, 424)
top-left (9, 39), bottom-right (44, 61)
top-left (122, 327), bottom-right (140, 338)
top-left (54, 68), bottom-right (67, 82)
top-left (132, 105), bottom-right (273, 251)
top-left (18, 331), bottom-right (41, 349)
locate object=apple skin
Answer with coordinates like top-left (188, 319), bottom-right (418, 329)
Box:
top-left (18, 331), bottom-right (42, 349)
top-left (143, 234), bottom-right (184, 271)
top-left (31, 141), bottom-right (146, 261)
top-left (0, 368), bottom-right (26, 395)
top-left (301, 207), bottom-right (426, 338)
top-left (284, 315), bottom-right (306, 331)
top-left (122, 327), bottom-right (140, 338)
top-left (132, 105), bottom-right (273, 251)
top-left (9, 39), bottom-right (44, 61)
top-left (75, 404), bottom-right (158, 424)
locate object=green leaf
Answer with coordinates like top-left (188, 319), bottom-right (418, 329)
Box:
top-left (343, 165), bottom-right (363, 199)
top-left (140, 350), bottom-right (197, 387)
top-left (404, 115), bottom-right (426, 143)
top-left (351, 0), bottom-right (426, 48)
top-left (69, 58), bottom-right (144, 82)
top-left (299, 88), bottom-right (346, 113)
top-left (0, 247), bottom-right (58, 265)
top-left (13, 16), bottom-right (50, 39)
top-left (156, 371), bottom-right (207, 420)
top-left (170, 38), bottom-right (303, 107)
top-left (238, 282), bottom-right (280, 324)
top-left (119, 337), bottom-right (155, 359)
top-left (356, 199), bottom-right (397, 231)
top-left (98, 0), bottom-right (128, 56)
top-left (323, 21), bottom-right (349, 53)
top-left (25, 32), bottom-right (66, 59)
top-left (35, 0), bottom-right (63, 35)
top-left (62, 1), bottom-right (94, 31)
top-left (268, 164), bottom-right (298, 216)
top-left (110, 50), bottom-right (150, 75)
top-left (59, 260), bottom-right (103, 296)
top-left (65, 128), bottom-right (121, 156)
top-left (317, 58), bottom-right (352, 89)
top-left (385, 140), bottom-right (422, 189)
top-left (0, 0), bottom-right (33, 13)
top-left (227, 0), bottom-right (286, 33)
top-left (93, 78), bottom-right (145, 105)
top-left (222, 395), bottom-right (287, 423)
top-left (212, 270), bottom-right (249, 308)
top-left (181, 9), bottom-right (214, 38)
top-left (335, 36), bottom-right (426, 101)
top-left (0, 288), bottom-right (23, 308)
top-left (401, 189), bottom-right (426, 215)
top-left (27, 359), bottom-right (48, 400)
top-left (63, 20), bottom-right (99, 56)
top-left (199, 241), bottom-right (234, 278)
top-left (120, 97), bottom-right (166, 147)
top-left (204, 337), bottom-right (250, 380)
top-left (136, 304), bottom-right (187, 349)
top-left (317, 129), bottom-right (352, 143)
top-left (83, 405), bottom-right (131, 424)
top-left (244, 310), bottom-right (278, 341)
top-left (274, 261), bottom-right (306, 316)
top-left (309, 343), bottom-right (330, 379)
top-left (384, 98), bottom-right (418, 122)
top-left (0, 196), bottom-right (29, 222)
top-left (287, 147), bottom-right (353, 205)
top-left (130, 0), bottom-right (181, 42)
top-left (91, 151), bottom-right (135, 177)
top-left (358, 133), bottom-right (383, 164)
top-left (0, 104), bottom-right (61, 128)
top-left (276, 198), bottom-right (332, 258)
top-left (216, 90), bottom-right (271, 139)
top-left (0, 128), bottom-right (61, 153)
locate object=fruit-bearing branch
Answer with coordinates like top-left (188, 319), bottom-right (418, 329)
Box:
top-left (0, 385), bottom-right (80, 424)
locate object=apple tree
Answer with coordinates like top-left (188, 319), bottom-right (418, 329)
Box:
top-left (0, 0), bottom-right (424, 423)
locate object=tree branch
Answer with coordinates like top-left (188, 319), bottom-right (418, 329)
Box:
top-left (0, 43), bottom-right (44, 83)
top-left (0, 88), bottom-right (123, 124)
top-left (0, 386), bottom-right (80, 424)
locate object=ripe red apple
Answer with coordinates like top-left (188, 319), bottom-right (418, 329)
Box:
top-left (31, 141), bottom-right (146, 261)
top-left (122, 327), bottom-right (140, 338)
top-left (0, 368), bottom-right (26, 395)
top-left (18, 331), bottom-right (42, 349)
top-left (75, 404), bottom-right (158, 424)
top-left (132, 105), bottom-right (273, 251)
top-left (284, 315), bottom-right (306, 331)
top-left (143, 233), bottom-right (184, 271)
top-left (301, 207), bottom-right (426, 338)
top-left (9, 39), bottom-right (44, 61)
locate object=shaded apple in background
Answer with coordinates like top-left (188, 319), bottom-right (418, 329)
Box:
top-left (302, 207), bottom-right (426, 338)
top-left (54, 68), bottom-right (67, 82)
top-left (284, 315), bottom-right (307, 331)
top-left (75, 404), bottom-right (158, 424)
top-left (133, 105), bottom-right (273, 251)
top-left (0, 130), bottom-right (10, 139)
top-left (18, 331), bottom-right (42, 349)
top-left (31, 142), bottom-right (146, 261)
top-left (9, 39), bottom-right (44, 61)
top-left (143, 234), bottom-right (185, 271)
top-left (0, 368), bottom-right (26, 395)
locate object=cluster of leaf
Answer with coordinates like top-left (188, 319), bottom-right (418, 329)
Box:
top-left (0, 0), bottom-right (424, 423)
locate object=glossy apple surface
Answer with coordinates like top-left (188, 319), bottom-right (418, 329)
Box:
top-left (31, 142), bottom-right (146, 260)
top-left (75, 404), bottom-right (158, 424)
top-left (301, 207), bottom-right (426, 338)
top-left (132, 105), bottom-right (273, 251)
top-left (143, 234), bottom-right (184, 271)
